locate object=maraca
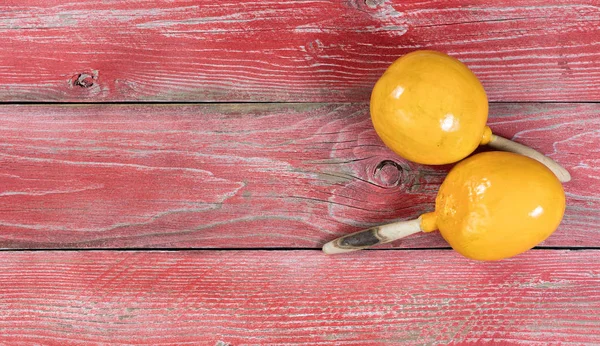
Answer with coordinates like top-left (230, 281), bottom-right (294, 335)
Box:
top-left (370, 50), bottom-right (571, 182)
top-left (322, 151), bottom-right (566, 260)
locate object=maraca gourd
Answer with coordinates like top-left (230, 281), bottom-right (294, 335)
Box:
top-left (322, 152), bottom-right (566, 261)
top-left (370, 50), bottom-right (571, 183)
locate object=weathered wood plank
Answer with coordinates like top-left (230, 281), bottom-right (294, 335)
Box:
top-left (1, 0), bottom-right (599, 102)
top-left (0, 250), bottom-right (598, 345)
top-left (0, 103), bottom-right (596, 249)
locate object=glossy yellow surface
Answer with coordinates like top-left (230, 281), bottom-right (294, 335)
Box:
top-left (370, 50), bottom-right (489, 164)
top-left (428, 152), bottom-right (565, 261)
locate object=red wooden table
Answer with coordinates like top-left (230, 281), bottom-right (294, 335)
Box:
top-left (1, 1), bottom-right (599, 344)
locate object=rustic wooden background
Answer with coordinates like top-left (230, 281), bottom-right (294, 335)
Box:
top-left (0, 0), bottom-right (599, 344)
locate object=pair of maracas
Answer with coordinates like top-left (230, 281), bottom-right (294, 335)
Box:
top-left (322, 50), bottom-right (569, 261)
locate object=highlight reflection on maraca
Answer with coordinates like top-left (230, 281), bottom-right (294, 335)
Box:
top-left (370, 50), bottom-right (570, 182)
top-left (323, 152), bottom-right (566, 261)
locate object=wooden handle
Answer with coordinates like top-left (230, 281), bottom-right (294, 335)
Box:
top-left (487, 134), bottom-right (571, 183)
top-left (322, 218), bottom-right (422, 255)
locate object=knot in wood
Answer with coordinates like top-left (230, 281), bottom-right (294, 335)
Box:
top-left (372, 160), bottom-right (402, 187)
top-left (365, 0), bottom-right (384, 8)
top-left (72, 73), bottom-right (95, 88)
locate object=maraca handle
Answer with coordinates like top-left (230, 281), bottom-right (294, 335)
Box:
top-left (322, 218), bottom-right (422, 255)
top-left (488, 134), bottom-right (571, 183)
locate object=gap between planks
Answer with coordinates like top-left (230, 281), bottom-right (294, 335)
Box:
top-left (1, 247), bottom-right (600, 252)
top-left (0, 101), bottom-right (599, 105)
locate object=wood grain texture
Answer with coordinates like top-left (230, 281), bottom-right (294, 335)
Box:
top-left (0, 103), bottom-right (596, 249)
top-left (0, 250), bottom-right (599, 345)
top-left (1, 0), bottom-right (599, 102)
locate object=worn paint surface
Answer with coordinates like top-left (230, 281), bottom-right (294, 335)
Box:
top-left (1, 1), bottom-right (599, 344)
top-left (0, 103), bottom-right (596, 249)
top-left (0, 250), bottom-right (599, 345)
top-left (0, 0), bottom-right (599, 102)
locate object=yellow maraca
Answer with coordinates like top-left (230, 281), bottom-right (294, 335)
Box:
top-left (322, 152), bottom-right (565, 260)
top-left (370, 50), bottom-right (570, 182)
